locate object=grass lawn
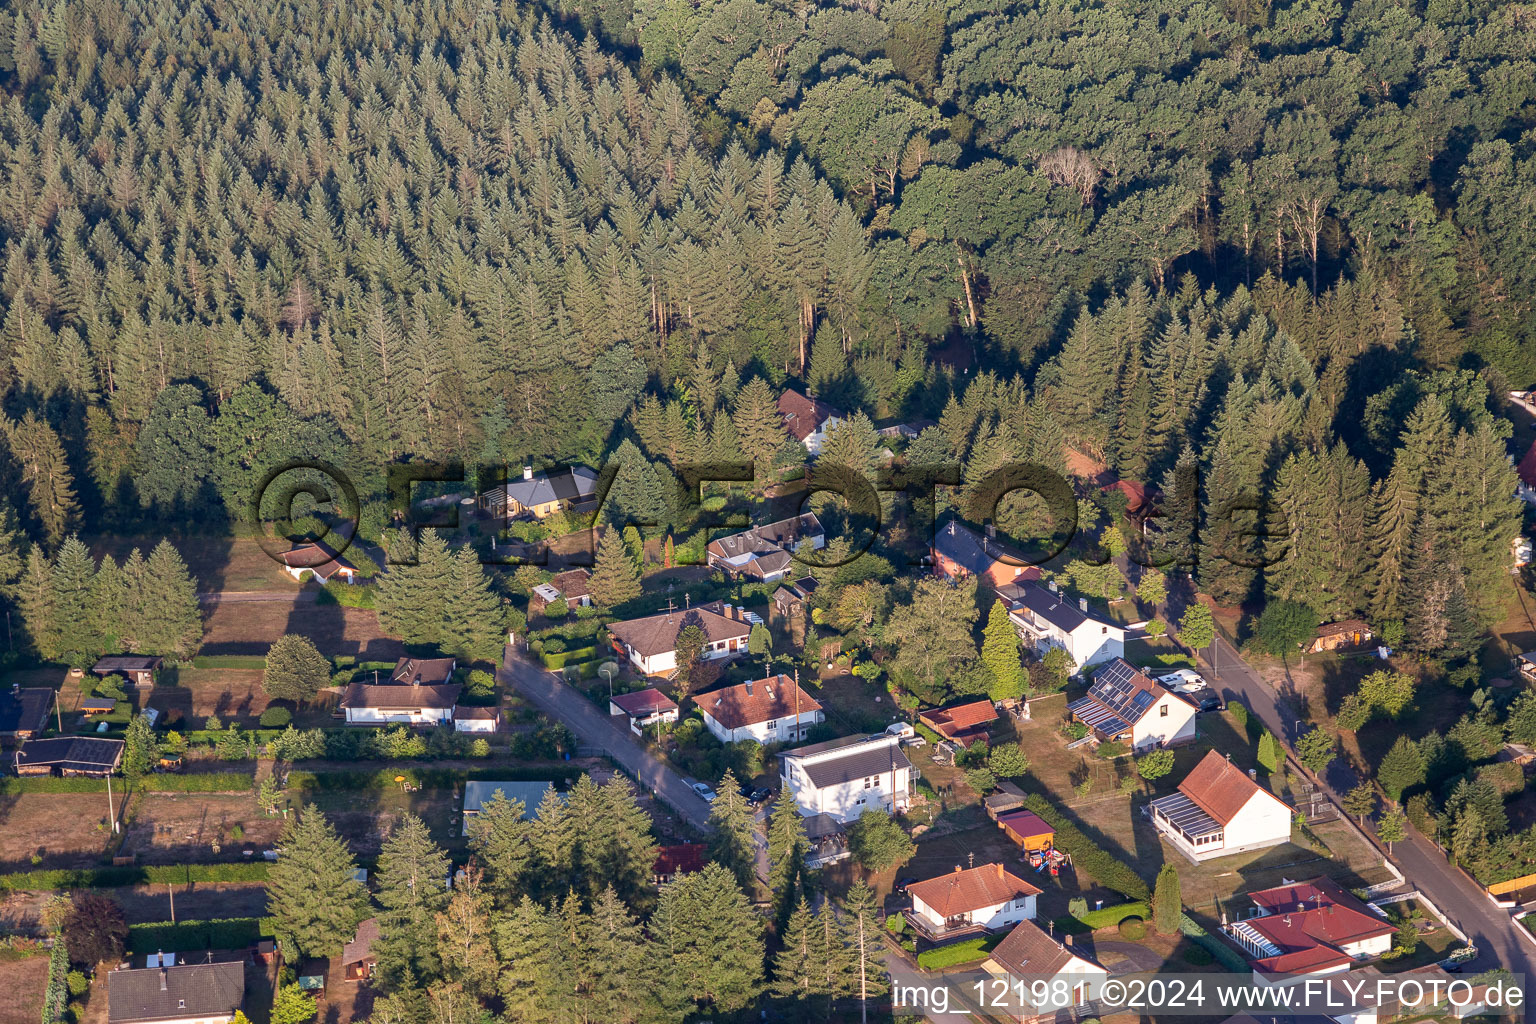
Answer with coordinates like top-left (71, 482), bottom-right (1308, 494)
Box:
top-left (808, 668), bottom-right (906, 735)
top-left (1125, 634), bottom-right (1193, 668)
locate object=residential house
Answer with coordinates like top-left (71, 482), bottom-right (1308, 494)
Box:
top-left (996, 809), bottom-right (1055, 853)
top-left (1306, 620), bottom-right (1374, 654)
top-left (607, 601), bottom-right (754, 676)
top-left (389, 657), bottom-right (456, 685)
top-left (905, 863), bottom-right (1041, 943)
top-left (984, 920), bottom-right (1108, 1020)
top-left (1226, 877), bottom-right (1396, 982)
top-left (697, 673), bottom-right (824, 744)
top-left (778, 389), bottom-right (843, 455)
top-left (532, 569), bottom-right (592, 613)
top-left (461, 780), bottom-right (555, 836)
top-left (998, 581), bottom-right (1126, 670)
top-left (919, 700), bottom-right (998, 745)
top-left (93, 656), bottom-right (163, 688)
top-left (14, 736), bottom-right (124, 777)
top-left (451, 706), bottom-right (499, 733)
top-left (341, 918), bottom-right (379, 981)
top-left (480, 465), bottom-right (600, 520)
top-left (107, 960), bottom-right (245, 1024)
top-left (778, 733), bottom-right (915, 823)
top-left (770, 577), bottom-right (815, 648)
top-left (931, 519), bottom-right (1041, 589)
top-left (1150, 750), bottom-right (1292, 862)
top-left (338, 682), bottom-right (461, 725)
top-left (706, 513), bottom-right (825, 582)
top-left (653, 843), bottom-right (707, 884)
top-left (1102, 479), bottom-right (1159, 538)
top-left (1067, 658), bottom-right (1197, 752)
top-left (0, 685), bottom-right (53, 740)
top-left (609, 688), bottom-right (679, 735)
top-left (278, 541), bottom-right (359, 584)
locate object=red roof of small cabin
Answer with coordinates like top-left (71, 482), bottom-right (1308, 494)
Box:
top-left (997, 809), bottom-right (1054, 840)
top-left (654, 844), bottom-right (706, 877)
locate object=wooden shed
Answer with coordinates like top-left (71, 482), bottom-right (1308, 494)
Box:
top-left (997, 809), bottom-right (1055, 853)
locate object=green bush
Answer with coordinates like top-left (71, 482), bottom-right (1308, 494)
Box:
top-left (259, 706), bottom-right (292, 727)
top-left (541, 645), bottom-right (598, 669)
top-left (1178, 914), bottom-right (1250, 972)
top-left (1077, 901), bottom-right (1150, 930)
top-left (317, 581), bottom-right (375, 608)
top-left (126, 917), bottom-right (277, 954)
top-left (286, 765), bottom-right (580, 795)
top-left (915, 936), bottom-right (1001, 970)
top-left (0, 863), bottom-right (269, 893)
top-left (66, 971), bottom-right (88, 998)
top-left (1181, 945), bottom-right (1215, 966)
top-left (912, 721), bottom-right (943, 745)
top-left (1023, 794), bottom-right (1149, 900)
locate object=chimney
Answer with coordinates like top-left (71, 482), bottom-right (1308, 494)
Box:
top-left (994, 863), bottom-right (1004, 878)
top-left (1048, 580), bottom-right (1058, 593)
top-left (159, 968), bottom-right (168, 992)
top-left (1079, 598), bottom-right (1088, 612)
top-left (954, 865), bottom-right (962, 873)
top-left (723, 603), bottom-right (732, 619)
top-left (745, 680), bottom-right (753, 696)
top-left (985, 523), bottom-right (996, 538)
top-left (1064, 934), bottom-right (1073, 947)
top-left (1248, 768), bottom-right (1257, 780)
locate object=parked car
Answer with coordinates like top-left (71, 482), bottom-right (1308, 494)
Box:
top-left (690, 781), bottom-right (717, 802)
top-left (885, 722), bottom-right (915, 739)
top-left (895, 877), bottom-right (917, 895)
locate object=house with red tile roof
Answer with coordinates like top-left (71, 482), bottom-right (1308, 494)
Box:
top-left (1226, 877), bottom-right (1395, 982)
top-left (984, 920), bottom-right (1107, 1020)
top-left (1150, 750), bottom-right (1292, 862)
top-left (697, 674), bottom-right (824, 744)
top-left (919, 699), bottom-right (998, 744)
top-left (931, 519), bottom-right (1042, 589)
top-left (653, 843), bottom-right (707, 883)
top-left (608, 688), bottom-right (679, 735)
top-left (904, 862), bottom-right (1040, 943)
top-left (778, 388), bottom-right (843, 454)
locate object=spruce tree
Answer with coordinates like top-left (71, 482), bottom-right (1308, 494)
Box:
top-left (583, 886), bottom-right (657, 1024)
top-left (589, 776), bottom-right (659, 909)
top-left (732, 376), bottom-right (788, 481)
top-left (441, 546), bottom-right (504, 660)
top-left (981, 599), bottom-right (1027, 700)
top-left (434, 865), bottom-right (498, 998)
top-left (494, 896), bottom-right (559, 1021)
top-left (842, 880), bottom-right (888, 1023)
top-left (16, 546), bottom-right (58, 660)
top-left (375, 530), bottom-right (454, 646)
top-left (770, 896), bottom-right (819, 1005)
top-left (49, 537), bottom-right (99, 666)
top-left (766, 792), bottom-right (811, 927)
top-left (1377, 735), bottom-right (1426, 803)
top-left (121, 714), bottom-right (157, 785)
top-left (651, 863), bottom-right (763, 1015)
top-left (589, 528), bottom-right (643, 608)
top-left (263, 634), bottom-right (331, 703)
top-left (266, 809), bottom-right (369, 960)
top-left (707, 769), bottom-right (759, 893)
top-left (1257, 731), bottom-right (1279, 774)
top-left (8, 412), bottom-right (80, 546)
top-left (467, 792), bottom-right (535, 903)
top-left (140, 541), bottom-right (203, 657)
top-left (374, 814), bottom-right (451, 990)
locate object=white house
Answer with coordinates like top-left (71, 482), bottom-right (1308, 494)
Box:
top-left (706, 513), bottom-right (826, 582)
top-left (698, 674), bottom-right (823, 744)
top-left (607, 601), bottom-right (753, 676)
top-left (452, 705), bottom-right (499, 733)
top-left (984, 920), bottom-right (1108, 1020)
top-left (904, 863), bottom-right (1040, 943)
top-left (107, 960), bottom-right (245, 1024)
top-left (609, 688), bottom-right (680, 735)
top-left (999, 581), bottom-right (1124, 670)
top-left (339, 682), bottom-right (461, 725)
top-left (778, 389), bottom-right (843, 455)
top-left (779, 733), bottom-right (915, 823)
top-left (278, 541), bottom-right (359, 585)
top-left (1228, 878), bottom-right (1396, 983)
top-left (1067, 658), bottom-right (1197, 752)
top-left (1150, 750), bottom-right (1292, 862)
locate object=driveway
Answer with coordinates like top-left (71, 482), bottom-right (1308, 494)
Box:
top-left (1085, 939), bottom-right (1164, 975)
top-left (497, 647), bottom-right (714, 831)
top-left (1195, 631), bottom-right (1536, 979)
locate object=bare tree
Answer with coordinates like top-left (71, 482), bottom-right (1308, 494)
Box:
top-left (1039, 146), bottom-right (1101, 207)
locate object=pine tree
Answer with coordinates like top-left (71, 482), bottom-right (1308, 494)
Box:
top-left (467, 792), bottom-right (534, 903)
top-left (139, 541), bottom-right (202, 657)
top-left (266, 809), bottom-right (369, 960)
top-left (583, 886), bottom-right (657, 1024)
top-left (1152, 863), bottom-right (1182, 934)
top-left (494, 896), bottom-right (559, 1022)
top-left (589, 529), bottom-right (642, 607)
top-left (588, 776), bottom-right (659, 908)
top-left (375, 530), bottom-right (454, 646)
top-left (980, 599), bottom-right (1027, 700)
top-left (7, 412), bottom-right (79, 546)
top-left (374, 814), bottom-right (451, 990)
top-left (766, 792), bottom-right (811, 926)
top-left (771, 896), bottom-right (819, 1005)
top-left (441, 547), bottom-right (504, 660)
top-left (1257, 731), bottom-right (1279, 774)
top-left (263, 634), bottom-right (330, 703)
top-left (17, 546), bottom-right (58, 660)
top-left (651, 864), bottom-right (764, 1016)
top-left (732, 376), bottom-right (788, 482)
top-left (842, 881), bottom-right (888, 1022)
top-left (707, 769), bottom-right (758, 893)
top-left (50, 537), bottom-right (99, 667)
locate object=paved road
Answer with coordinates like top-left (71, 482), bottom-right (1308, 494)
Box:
top-left (198, 590), bottom-right (319, 604)
top-left (1196, 631), bottom-right (1536, 979)
top-left (496, 646), bottom-right (714, 831)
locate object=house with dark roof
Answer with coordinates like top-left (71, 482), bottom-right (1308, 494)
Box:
top-left (770, 577), bottom-right (815, 648)
top-left (1226, 877), bottom-right (1396, 981)
top-left (698, 673), bottom-right (823, 744)
top-left (1306, 620), bottom-right (1374, 654)
top-left (984, 920), bottom-right (1107, 1019)
top-left (653, 843), bottom-right (707, 883)
top-left (106, 959), bottom-right (245, 1024)
top-left (778, 733), bottom-right (915, 823)
top-left (278, 540), bottom-right (359, 584)
top-left (706, 513), bottom-right (825, 582)
top-left (931, 519), bottom-right (1041, 588)
top-left (904, 862), bottom-right (1041, 943)
top-left (341, 918), bottom-right (379, 981)
top-left (606, 601), bottom-right (754, 676)
top-left (390, 657), bottom-right (457, 685)
top-left (92, 656), bottom-right (163, 688)
top-left (14, 736), bottom-right (124, 777)
top-left (1151, 750), bottom-right (1292, 862)
top-left (997, 580), bottom-right (1125, 670)
top-left (479, 465), bottom-right (600, 520)
top-left (1067, 658), bottom-right (1197, 752)
top-left (338, 682), bottom-right (461, 725)
top-left (0, 685), bottom-right (54, 740)
top-left (919, 700), bottom-right (998, 744)
top-left (778, 389), bottom-right (843, 454)
top-left (451, 705), bottom-right (500, 733)
top-left (608, 688), bottom-right (679, 735)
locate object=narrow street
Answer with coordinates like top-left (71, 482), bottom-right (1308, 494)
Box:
top-left (496, 646), bottom-right (715, 831)
top-left (1195, 631), bottom-right (1536, 979)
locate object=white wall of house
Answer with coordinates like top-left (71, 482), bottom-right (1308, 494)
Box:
top-left (344, 707), bottom-right (453, 726)
top-left (623, 636), bottom-right (746, 676)
top-left (782, 767), bottom-right (913, 823)
top-left (802, 415), bottom-right (842, 455)
top-left (123, 1016), bottom-right (239, 1024)
top-left (1156, 791), bottom-right (1291, 862)
top-left (1129, 694), bottom-right (1197, 752)
top-left (453, 718), bottom-right (497, 733)
top-left (911, 893), bottom-right (1037, 932)
top-left (1011, 613), bottom-right (1125, 669)
top-left (700, 708), bottom-right (823, 745)
top-left (1019, 957), bottom-right (1108, 1012)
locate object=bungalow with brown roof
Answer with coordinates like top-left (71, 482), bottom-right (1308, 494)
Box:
top-left (904, 862), bottom-right (1041, 943)
top-left (339, 682), bottom-right (461, 726)
top-left (653, 843), bottom-right (706, 884)
top-left (698, 673), bottom-right (823, 744)
top-left (606, 601), bottom-right (754, 676)
top-left (983, 920), bottom-right (1107, 1020)
top-left (93, 655), bottom-right (163, 688)
top-left (706, 513), bottom-right (825, 582)
top-left (389, 657), bottom-right (457, 685)
top-left (609, 688), bottom-right (679, 735)
top-left (1150, 750), bottom-right (1292, 862)
top-left (341, 918), bottom-right (379, 981)
top-left (279, 540), bottom-right (359, 584)
top-left (919, 700), bottom-right (998, 745)
top-left (0, 685), bottom-right (54, 740)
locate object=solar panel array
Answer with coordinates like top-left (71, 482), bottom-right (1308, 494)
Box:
top-left (1068, 659), bottom-right (1159, 738)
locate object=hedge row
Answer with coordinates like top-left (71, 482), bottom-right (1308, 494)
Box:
top-left (127, 917), bottom-right (276, 955)
top-left (914, 935), bottom-right (1001, 970)
top-left (189, 656), bottom-right (267, 670)
top-left (1074, 900), bottom-right (1149, 930)
top-left (1179, 914), bottom-right (1249, 972)
top-left (541, 645), bottom-right (599, 669)
top-left (0, 862), bottom-right (270, 892)
top-left (0, 773), bottom-right (252, 795)
top-left (1023, 794), bottom-right (1150, 901)
top-left (287, 765), bottom-right (582, 793)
